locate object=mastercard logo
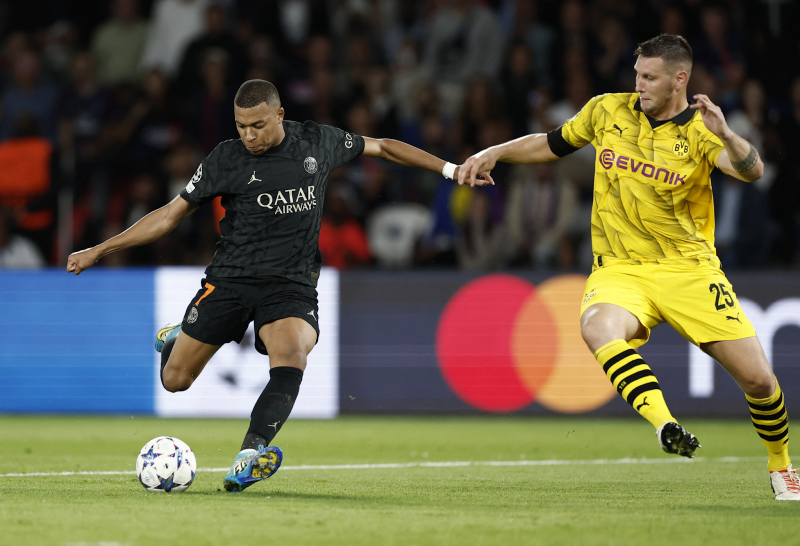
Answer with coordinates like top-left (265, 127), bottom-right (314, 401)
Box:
top-left (435, 274), bottom-right (616, 413)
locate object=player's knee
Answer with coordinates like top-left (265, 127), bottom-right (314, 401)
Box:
top-left (742, 373), bottom-right (775, 399)
top-left (580, 314), bottom-right (614, 351)
top-left (268, 343), bottom-right (308, 368)
top-left (161, 368), bottom-right (194, 393)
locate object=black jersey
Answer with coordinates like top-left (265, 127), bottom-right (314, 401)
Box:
top-left (179, 120), bottom-right (365, 286)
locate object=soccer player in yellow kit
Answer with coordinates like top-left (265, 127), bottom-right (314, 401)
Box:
top-left (459, 34), bottom-right (798, 501)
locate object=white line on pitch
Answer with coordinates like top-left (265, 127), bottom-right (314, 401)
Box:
top-left (0, 456), bottom-right (764, 478)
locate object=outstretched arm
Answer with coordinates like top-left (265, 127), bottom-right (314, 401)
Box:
top-left (361, 137), bottom-right (494, 187)
top-left (691, 94), bottom-right (764, 182)
top-left (66, 195), bottom-right (199, 275)
top-left (458, 133), bottom-right (559, 187)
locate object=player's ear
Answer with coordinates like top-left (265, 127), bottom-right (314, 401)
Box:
top-left (674, 67), bottom-right (690, 91)
top-left (277, 107), bottom-right (285, 124)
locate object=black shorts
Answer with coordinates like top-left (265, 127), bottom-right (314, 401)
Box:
top-left (180, 276), bottom-right (319, 355)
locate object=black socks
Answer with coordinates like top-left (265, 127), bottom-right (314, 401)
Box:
top-left (241, 366), bottom-right (304, 451)
top-left (160, 337), bottom-right (177, 389)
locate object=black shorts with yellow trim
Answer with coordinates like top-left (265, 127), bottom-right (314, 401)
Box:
top-left (579, 255), bottom-right (756, 348)
top-left (181, 276), bottom-right (320, 355)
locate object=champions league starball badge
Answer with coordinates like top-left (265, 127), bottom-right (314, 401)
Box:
top-left (304, 157), bottom-right (318, 174)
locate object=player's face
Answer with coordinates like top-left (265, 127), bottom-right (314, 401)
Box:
top-left (234, 102), bottom-right (285, 155)
top-left (634, 56), bottom-right (678, 117)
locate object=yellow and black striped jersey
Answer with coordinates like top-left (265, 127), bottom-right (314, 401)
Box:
top-left (547, 93), bottom-right (726, 265)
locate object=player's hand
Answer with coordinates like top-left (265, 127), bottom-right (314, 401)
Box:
top-left (690, 94), bottom-right (731, 140)
top-left (66, 247), bottom-right (101, 275)
top-left (454, 166), bottom-right (494, 187)
top-left (458, 149), bottom-right (498, 187)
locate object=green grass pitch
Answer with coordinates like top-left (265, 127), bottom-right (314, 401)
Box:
top-left (1, 415), bottom-right (798, 545)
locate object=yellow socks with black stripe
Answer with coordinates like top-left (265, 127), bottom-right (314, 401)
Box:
top-left (595, 339), bottom-right (675, 428)
top-left (747, 378), bottom-right (791, 472)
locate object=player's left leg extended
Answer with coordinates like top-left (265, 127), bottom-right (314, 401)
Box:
top-left (702, 337), bottom-right (799, 500)
top-left (224, 317), bottom-right (317, 492)
top-left (580, 264), bottom-right (701, 457)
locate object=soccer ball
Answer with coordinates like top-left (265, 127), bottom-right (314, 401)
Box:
top-left (136, 436), bottom-right (197, 493)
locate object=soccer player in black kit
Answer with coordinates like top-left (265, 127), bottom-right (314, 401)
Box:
top-left (67, 80), bottom-right (493, 492)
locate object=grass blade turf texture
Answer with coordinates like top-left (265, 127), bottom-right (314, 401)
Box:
top-left (0, 416), bottom-right (797, 545)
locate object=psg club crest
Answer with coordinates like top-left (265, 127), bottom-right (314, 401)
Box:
top-left (304, 157), bottom-right (318, 174)
top-left (188, 307), bottom-right (198, 324)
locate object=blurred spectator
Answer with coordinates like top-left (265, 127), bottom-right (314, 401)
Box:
top-left (0, 50), bottom-right (59, 143)
top-left (727, 80), bottom-right (776, 190)
top-left (176, 4), bottom-right (247, 97)
top-left (58, 51), bottom-right (112, 221)
top-left (550, 0), bottom-right (594, 97)
top-left (367, 203), bottom-right (432, 269)
top-left (510, 0), bottom-right (554, 89)
top-left (502, 42), bottom-right (538, 138)
top-left (318, 185), bottom-right (372, 269)
top-left (276, 0), bottom-right (331, 49)
top-left (455, 78), bottom-right (505, 151)
top-left (91, 0), bottom-right (149, 85)
top-left (111, 69), bottom-right (182, 173)
top-left (771, 76), bottom-right (800, 266)
top-left (422, 0), bottom-right (504, 117)
top-left (456, 188), bottom-right (506, 270)
top-left (0, 32), bottom-right (33, 89)
top-left (364, 67), bottom-right (398, 138)
top-left (42, 21), bottom-right (78, 84)
top-left (0, 114), bottom-right (55, 261)
top-left (0, 207), bottom-right (45, 269)
top-left (390, 39), bottom-right (426, 135)
top-left (505, 162), bottom-right (578, 269)
top-left (183, 49), bottom-right (238, 154)
top-left (592, 16), bottom-right (634, 93)
top-left (140, 0), bottom-right (209, 77)
top-left (382, 1), bottom-right (427, 65)
top-left (693, 5), bottom-right (746, 111)
top-left (660, 7), bottom-right (685, 37)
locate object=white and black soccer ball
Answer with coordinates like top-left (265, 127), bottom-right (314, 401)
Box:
top-left (136, 436), bottom-right (197, 493)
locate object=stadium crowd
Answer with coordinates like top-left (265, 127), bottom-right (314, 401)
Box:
top-left (0, 0), bottom-right (798, 271)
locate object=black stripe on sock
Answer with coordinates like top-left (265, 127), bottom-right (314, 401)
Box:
top-left (602, 349), bottom-right (637, 374)
top-left (608, 358), bottom-right (646, 384)
top-left (750, 407), bottom-right (787, 423)
top-left (757, 427), bottom-right (789, 443)
top-left (624, 382), bottom-right (661, 406)
top-left (615, 369), bottom-right (656, 394)
top-left (753, 418), bottom-right (789, 433)
top-left (748, 393), bottom-right (784, 413)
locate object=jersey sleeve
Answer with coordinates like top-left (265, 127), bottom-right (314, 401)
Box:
top-left (179, 145), bottom-right (225, 206)
top-left (699, 132), bottom-right (725, 169)
top-left (547, 94), bottom-right (607, 157)
top-left (319, 124), bottom-right (365, 171)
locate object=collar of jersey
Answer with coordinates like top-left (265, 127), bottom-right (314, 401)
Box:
top-left (634, 98), bottom-right (696, 128)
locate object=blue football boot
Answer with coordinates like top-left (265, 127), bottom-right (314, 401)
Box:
top-left (223, 445), bottom-right (283, 493)
top-left (154, 323), bottom-right (182, 352)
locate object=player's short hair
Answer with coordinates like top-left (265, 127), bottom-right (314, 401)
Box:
top-left (634, 34), bottom-right (693, 72)
top-left (234, 80), bottom-right (281, 109)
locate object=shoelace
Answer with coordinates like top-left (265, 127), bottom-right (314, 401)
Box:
top-left (779, 469), bottom-right (800, 494)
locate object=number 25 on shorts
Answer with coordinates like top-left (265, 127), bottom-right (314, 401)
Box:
top-left (709, 282), bottom-right (734, 310)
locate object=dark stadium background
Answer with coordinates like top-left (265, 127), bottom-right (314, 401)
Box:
top-left (1, 0), bottom-right (800, 420)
